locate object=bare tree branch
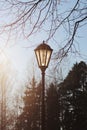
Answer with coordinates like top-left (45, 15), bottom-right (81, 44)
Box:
top-left (0, 0), bottom-right (87, 60)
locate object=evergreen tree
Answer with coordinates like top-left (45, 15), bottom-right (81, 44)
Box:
top-left (46, 83), bottom-right (60, 130)
top-left (16, 78), bottom-right (41, 130)
top-left (59, 61), bottom-right (87, 130)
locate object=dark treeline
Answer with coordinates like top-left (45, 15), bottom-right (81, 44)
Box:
top-left (16, 61), bottom-right (87, 130)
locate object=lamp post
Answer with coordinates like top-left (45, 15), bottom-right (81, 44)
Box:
top-left (34, 41), bottom-right (53, 130)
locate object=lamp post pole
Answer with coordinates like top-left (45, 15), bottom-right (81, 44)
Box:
top-left (41, 69), bottom-right (45, 130)
top-left (34, 41), bottom-right (53, 130)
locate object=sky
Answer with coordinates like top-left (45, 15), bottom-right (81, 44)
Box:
top-left (0, 0), bottom-right (87, 95)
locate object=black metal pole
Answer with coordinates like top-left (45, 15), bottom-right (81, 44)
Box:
top-left (41, 70), bottom-right (45, 130)
top-left (1, 86), bottom-right (3, 130)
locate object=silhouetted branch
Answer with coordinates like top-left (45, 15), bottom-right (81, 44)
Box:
top-left (0, 0), bottom-right (87, 59)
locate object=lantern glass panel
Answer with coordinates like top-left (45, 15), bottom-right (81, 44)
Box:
top-left (46, 50), bottom-right (52, 66)
top-left (40, 49), bottom-right (47, 66)
top-left (35, 50), bottom-right (40, 66)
